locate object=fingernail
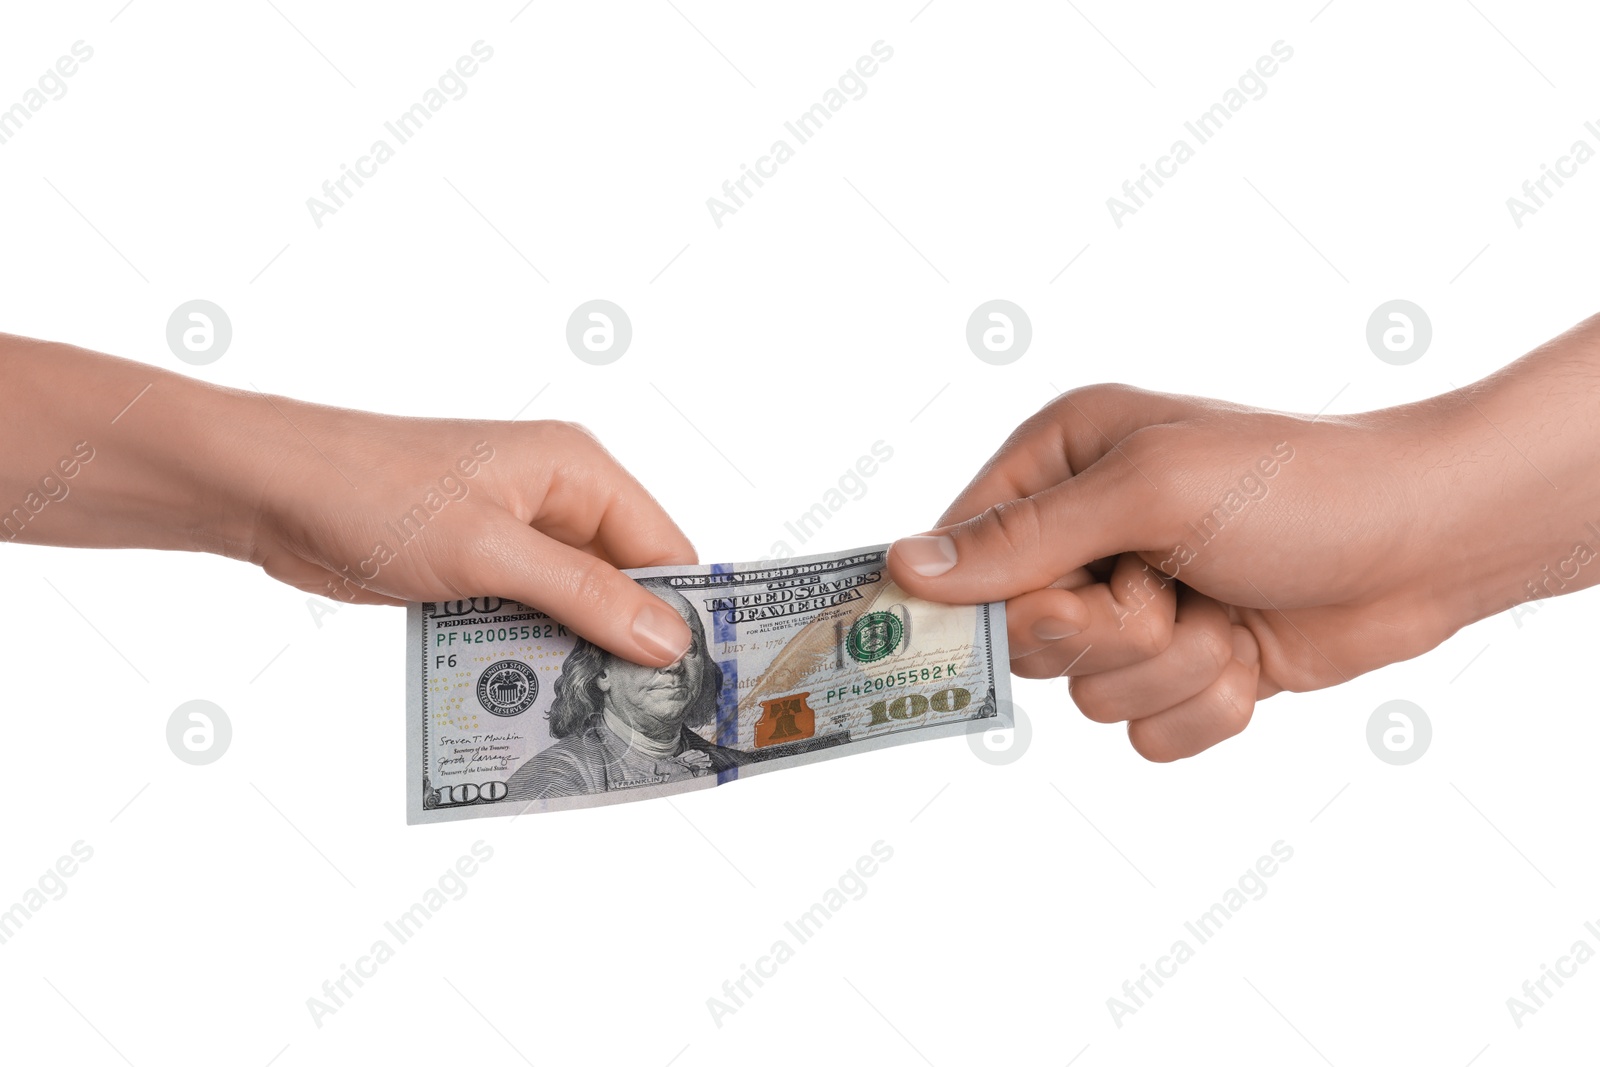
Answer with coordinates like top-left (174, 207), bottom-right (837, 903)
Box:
top-left (895, 534), bottom-right (958, 577)
top-left (633, 601), bottom-right (691, 663)
top-left (1031, 616), bottom-right (1081, 641)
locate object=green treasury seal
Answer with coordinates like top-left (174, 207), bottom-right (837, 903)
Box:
top-left (847, 611), bottom-right (903, 664)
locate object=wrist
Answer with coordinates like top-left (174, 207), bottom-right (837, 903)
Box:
top-left (1398, 360), bottom-right (1600, 633)
top-left (159, 381), bottom-right (291, 562)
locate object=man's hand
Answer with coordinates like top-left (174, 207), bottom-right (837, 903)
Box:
top-left (887, 325), bottom-right (1600, 762)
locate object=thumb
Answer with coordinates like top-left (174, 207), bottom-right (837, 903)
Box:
top-left (888, 452), bottom-right (1160, 603)
top-left (458, 514), bottom-right (693, 667)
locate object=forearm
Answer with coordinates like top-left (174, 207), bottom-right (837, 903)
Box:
top-left (0, 334), bottom-right (272, 558)
top-left (1, 332), bottom-right (699, 663)
top-left (1407, 313), bottom-right (1600, 628)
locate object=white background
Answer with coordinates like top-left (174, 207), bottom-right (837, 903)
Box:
top-left (3, 1), bottom-right (1598, 1063)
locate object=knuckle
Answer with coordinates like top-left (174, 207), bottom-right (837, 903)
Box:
top-left (1049, 382), bottom-right (1156, 441)
top-left (1127, 609), bottom-right (1174, 661)
top-left (423, 514), bottom-right (502, 594)
top-left (1116, 423), bottom-right (1180, 481)
top-left (1068, 678), bottom-right (1127, 724)
top-left (1189, 623), bottom-right (1234, 677)
top-left (545, 420), bottom-right (601, 450)
top-left (1214, 675), bottom-right (1257, 737)
top-left (567, 553), bottom-right (619, 609)
top-left (1060, 381), bottom-right (1142, 415)
top-left (982, 494), bottom-right (1044, 552)
top-left (447, 511), bottom-right (507, 563)
top-left (1012, 654), bottom-right (1062, 681)
top-left (1126, 720), bottom-right (1182, 763)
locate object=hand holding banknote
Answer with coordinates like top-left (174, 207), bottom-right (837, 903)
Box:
top-left (889, 316), bottom-right (1600, 760)
top-left (0, 333), bottom-right (698, 668)
top-left (11, 318), bottom-right (1600, 776)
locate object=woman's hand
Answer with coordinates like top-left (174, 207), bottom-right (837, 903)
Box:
top-left (247, 407), bottom-right (699, 666)
top-left (1, 336), bottom-right (698, 667)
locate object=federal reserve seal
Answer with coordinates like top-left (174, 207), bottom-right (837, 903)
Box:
top-left (847, 611), bottom-right (903, 664)
top-left (476, 660), bottom-right (538, 716)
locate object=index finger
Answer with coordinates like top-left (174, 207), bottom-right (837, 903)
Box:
top-left (521, 423), bottom-right (698, 569)
top-left (936, 386), bottom-right (1195, 527)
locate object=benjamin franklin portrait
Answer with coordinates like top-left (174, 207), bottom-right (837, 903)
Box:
top-left (503, 580), bottom-right (748, 800)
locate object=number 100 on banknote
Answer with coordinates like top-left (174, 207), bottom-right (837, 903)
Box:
top-left (406, 544), bottom-right (1011, 822)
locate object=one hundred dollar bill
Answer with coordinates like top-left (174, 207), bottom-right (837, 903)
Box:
top-left (406, 544), bottom-right (1010, 822)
